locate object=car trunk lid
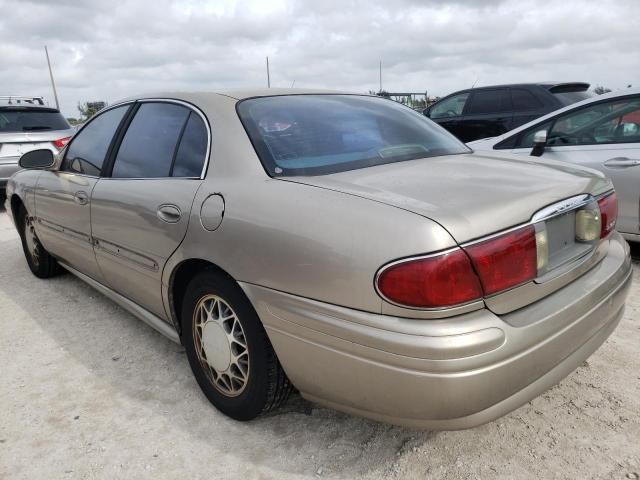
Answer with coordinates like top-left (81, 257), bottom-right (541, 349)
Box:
top-left (282, 152), bottom-right (609, 243)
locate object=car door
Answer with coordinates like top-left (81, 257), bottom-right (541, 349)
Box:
top-left (90, 100), bottom-right (209, 319)
top-left (504, 94), bottom-right (640, 236)
top-left (460, 88), bottom-right (514, 142)
top-left (33, 104), bottom-right (131, 280)
top-left (428, 92), bottom-right (470, 140)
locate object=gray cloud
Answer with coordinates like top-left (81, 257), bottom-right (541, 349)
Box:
top-left (1, 0), bottom-right (638, 117)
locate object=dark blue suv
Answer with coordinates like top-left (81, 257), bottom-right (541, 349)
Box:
top-left (425, 82), bottom-right (591, 143)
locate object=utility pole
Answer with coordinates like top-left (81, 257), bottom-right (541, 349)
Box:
top-left (379, 60), bottom-right (382, 93)
top-left (266, 56), bottom-right (271, 88)
top-left (44, 45), bottom-right (60, 110)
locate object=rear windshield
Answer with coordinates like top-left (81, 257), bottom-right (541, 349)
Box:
top-left (237, 95), bottom-right (469, 176)
top-left (0, 108), bottom-right (70, 132)
top-left (552, 91), bottom-right (592, 106)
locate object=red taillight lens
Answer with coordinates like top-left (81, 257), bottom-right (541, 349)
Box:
top-left (464, 225), bottom-right (537, 296)
top-left (598, 192), bottom-right (617, 239)
top-left (52, 136), bottom-right (71, 149)
top-left (376, 248), bottom-right (482, 308)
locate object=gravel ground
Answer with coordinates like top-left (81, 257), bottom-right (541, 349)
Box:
top-left (1, 207), bottom-right (639, 480)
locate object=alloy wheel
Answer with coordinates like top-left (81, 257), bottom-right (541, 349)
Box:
top-left (192, 294), bottom-right (250, 397)
top-left (23, 215), bottom-right (40, 268)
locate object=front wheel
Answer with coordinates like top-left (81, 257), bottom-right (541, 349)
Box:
top-left (18, 205), bottom-right (59, 278)
top-left (181, 270), bottom-right (292, 420)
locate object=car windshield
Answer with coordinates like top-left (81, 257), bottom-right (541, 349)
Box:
top-left (0, 108), bottom-right (70, 132)
top-left (237, 95), bottom-right (469, 176)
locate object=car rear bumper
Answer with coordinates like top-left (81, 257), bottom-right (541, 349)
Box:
top-left (241, 233), bottom-right (632, 429)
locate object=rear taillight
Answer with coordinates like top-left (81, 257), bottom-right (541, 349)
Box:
top-left (598, 192), bottom-right (617, 238)
top-left (52, 136), bottom-right (71, 149)
top-left (376, 249), bottom-right (482, 308)
top-left (464, 225), bottom-right (537, 296)
top-left (376, 225), bottom-right (538, 308)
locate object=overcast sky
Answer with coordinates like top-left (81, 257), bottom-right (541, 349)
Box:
top-left (1, 0), bottom-right (638, 117)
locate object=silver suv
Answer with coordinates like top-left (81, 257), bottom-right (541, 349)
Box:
top-left (0, 96), bottom-right (74, 196)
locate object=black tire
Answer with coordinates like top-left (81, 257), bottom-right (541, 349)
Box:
top-left (181, 269), bottom-right (292, 420)
top-left (17, 205), bottom-right (59, 278)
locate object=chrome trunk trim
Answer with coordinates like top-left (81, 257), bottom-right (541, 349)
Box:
top-left (531, 194), bottom-right (592, 222)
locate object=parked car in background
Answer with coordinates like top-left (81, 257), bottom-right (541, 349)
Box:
top-left (0, 96), bottom-right (74, 196)
top-left (469, 89), bottom-right (640, 243)
top-left (424, 82), bottom-right (591, 142)
top-left (5, 90), bottom-right (631, 429)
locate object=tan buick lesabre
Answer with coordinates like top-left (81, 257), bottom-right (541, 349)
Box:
top-left (5, 90), bottom-right (632, 429)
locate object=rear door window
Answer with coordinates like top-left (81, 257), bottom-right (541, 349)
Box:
top-left (429, 93), bottom-right (469, 119)
top-left (0, 109), bottom-right (69, 132)
top-left (511, 89), bottom-right (544, 110)
top-left (465, 89), bottom-right (512, 115)
top-left (62, 105), bottom-right (129, 176)
top-left (171, 112), bottom-right (208, 177)
top-left (111, 102), bottom-right (190, 178)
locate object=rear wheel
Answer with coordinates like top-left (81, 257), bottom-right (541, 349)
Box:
top-left (18, 205), bottom-right (59, 278)
top-left (181, 269), bottom-right (292, 420)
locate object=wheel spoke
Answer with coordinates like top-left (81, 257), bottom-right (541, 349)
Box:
top-left (204, 299), bottom-right (214, 316)
top-left (233, 359), bottom-right (248, 379)
top-left (218, 373), bottom-right (233, 392)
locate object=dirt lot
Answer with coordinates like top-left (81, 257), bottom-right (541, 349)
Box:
top-left (0, 207), bottom-right (639, 480)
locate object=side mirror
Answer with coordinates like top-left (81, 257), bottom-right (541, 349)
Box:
top-left (423, 107), bottom-right (431, 118)
top-left (19, 149), bottom-right (55, 169)
top-left (530, 130), bottom-right (547, 157)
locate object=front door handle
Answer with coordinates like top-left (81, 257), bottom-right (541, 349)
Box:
top-left (157, 204), bottom-right (181, 223)
top-left (73, 191), bottom-right (89, 205)
top-left (604, 157), bottom-right (640, 168)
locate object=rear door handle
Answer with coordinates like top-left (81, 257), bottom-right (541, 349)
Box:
top-left (73, 191), bottom-right (89, 205)
top-left (604, 157), bottom-right (640, 168)
top-left (157, 204), bottom-right (181, 223)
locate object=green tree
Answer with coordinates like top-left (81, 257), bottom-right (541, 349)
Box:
top-left (77, 101), bottom-right (107, 121)
top-left (593, 85), bottom-right (612, 95)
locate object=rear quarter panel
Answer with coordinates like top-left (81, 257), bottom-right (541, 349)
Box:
top-left (165, 176), bottom-right (458, 315)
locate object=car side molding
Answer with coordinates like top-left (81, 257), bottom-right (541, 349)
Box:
top-left (59, 261), bottom-right (181, 344)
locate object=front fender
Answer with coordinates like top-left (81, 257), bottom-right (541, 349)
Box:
top-left (5, 170), bottom-right (43, 226)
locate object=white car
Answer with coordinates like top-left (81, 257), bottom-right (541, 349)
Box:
top-left (469, 89), bottom-right (640, 243)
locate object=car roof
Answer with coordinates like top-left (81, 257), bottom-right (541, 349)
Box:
top-left (0, 105), bottom-right (60, 113)
top-left (211, 88), bottom-right (357, 99)
top-left (459, 81), bottom-right (590, 91)
top-left (471, 87), bottom-right (640, 145)
top-left (115, 88), bottom-right (361, 105)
